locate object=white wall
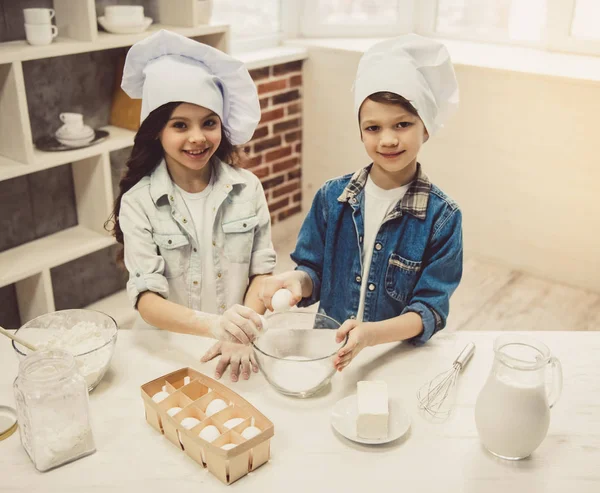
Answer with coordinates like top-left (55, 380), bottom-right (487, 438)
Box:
top-left (301, 46), bottom-right (600, 293)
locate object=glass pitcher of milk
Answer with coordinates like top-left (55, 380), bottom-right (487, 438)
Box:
top-left (474, 335), bottom-right (562, 460)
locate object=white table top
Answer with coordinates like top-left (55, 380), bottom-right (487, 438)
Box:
top-left (1, 330), bottom-right (599, 492)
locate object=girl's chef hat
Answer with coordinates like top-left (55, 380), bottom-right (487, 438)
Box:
top-left (353, 34), bottom-right (459, 136)
top-left (121, 30), bottom-right (260, 145)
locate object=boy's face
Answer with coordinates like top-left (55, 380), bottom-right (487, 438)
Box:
top-left (160, 102), bottom-right (222, 177)
top-left (359, 99), bottom-right (428, 182)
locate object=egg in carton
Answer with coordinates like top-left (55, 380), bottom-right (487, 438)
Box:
top-left (140, 367), bottom-right (274, 485)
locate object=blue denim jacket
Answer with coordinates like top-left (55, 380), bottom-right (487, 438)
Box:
top-left (291, 164), bottom-right (463, 345)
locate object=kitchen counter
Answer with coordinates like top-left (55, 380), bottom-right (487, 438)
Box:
top-left (1, 330), bottom-right (598, 492)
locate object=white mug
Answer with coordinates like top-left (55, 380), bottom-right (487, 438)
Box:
top-left (23, 8), bottom-right (55, 25)
top-left (24, 23), bottom-right (58, 46)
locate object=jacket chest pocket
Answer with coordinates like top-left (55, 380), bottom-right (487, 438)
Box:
top-left (385, 253), bottom-right (422, 303)
top-left (153, 232), bottom-right (191, 279)
top-left (222, 215), bottom-right (258, 264)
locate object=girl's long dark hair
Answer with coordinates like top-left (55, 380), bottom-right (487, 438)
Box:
top-left (105, 101), bottom-right (242, 265)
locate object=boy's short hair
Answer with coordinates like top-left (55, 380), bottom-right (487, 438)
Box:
top-left (359, 91), bottom-right (419, 121)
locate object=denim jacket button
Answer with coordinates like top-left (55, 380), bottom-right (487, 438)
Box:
top-left (355, 275), bottom-right (361, 283)
top-left (349, 315), bottom-right (356, 320)
top-left (375, 243), bottom-right (382, 251)
top-left (368, 283), bottom-right (375, 291)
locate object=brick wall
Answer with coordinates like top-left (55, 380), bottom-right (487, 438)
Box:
top-left (245, 60), bottom-right (303, 226)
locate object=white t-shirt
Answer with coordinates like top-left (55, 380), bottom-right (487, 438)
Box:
top-left (357, 176), bottom-right (411, 322)
top-left (175, 176), bottom-right (217, 313)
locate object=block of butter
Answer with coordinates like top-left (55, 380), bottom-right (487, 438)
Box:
top-left (356, 381), bottom-right (389, 439)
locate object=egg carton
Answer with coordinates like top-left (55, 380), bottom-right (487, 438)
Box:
top-left (141, 367), bottom-right (274, 485)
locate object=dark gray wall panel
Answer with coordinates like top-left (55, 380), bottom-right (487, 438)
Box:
top-left (0, 284), bottom-right (21, 329)
top-left (51, 245), bottom-right (127, 311)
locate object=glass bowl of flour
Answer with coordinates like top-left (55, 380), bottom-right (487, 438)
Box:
top-left (12, 309), bottom-right (117, 392)
top-left (252, 311), bottom-right (345, 398)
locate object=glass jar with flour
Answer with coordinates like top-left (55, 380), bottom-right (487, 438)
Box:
top-left (13, 349), bottom-right (96, 471)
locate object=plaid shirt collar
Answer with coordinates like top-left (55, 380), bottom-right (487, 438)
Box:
top-left (337, 163), bottom-right (431, 220)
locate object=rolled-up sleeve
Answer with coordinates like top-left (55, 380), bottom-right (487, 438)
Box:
top-left (403, 208), bottom-right (463, 345)
top-left (249, 181), bottom-right (276, 277)
top-left (291, 186), bottom-right (327, 307)
top-left (119, 194), bottom-right (169, 307)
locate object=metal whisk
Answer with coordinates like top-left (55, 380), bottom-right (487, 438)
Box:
top-left (417, 342), bottom-right (476, 420)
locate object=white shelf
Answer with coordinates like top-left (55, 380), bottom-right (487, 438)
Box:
top-left (0, 226), bottom-right (116, 288)
top-left (86, 289), bottom-right (136, 330)
top-left (0, 125), bottom-right (135, 182)
top-left (0, 24), bottom-right (229, 64)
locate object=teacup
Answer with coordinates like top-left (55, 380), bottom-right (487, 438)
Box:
top-left (56, 113), bottom-right (94, 139)
top-left (23, 8), bottom-right (55, 25)
top-left (24, 23), bottom-right (58, 46)
top-left (104, 5), bottom-right (144, 25)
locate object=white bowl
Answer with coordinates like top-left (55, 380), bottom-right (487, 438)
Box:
top-left (56, 126), bottom-right (94, 139)
top-left (98, 16), bottom-right (153, 34)
top-left (56, 133), bottom-right (95, 147)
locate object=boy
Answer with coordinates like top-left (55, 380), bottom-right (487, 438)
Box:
top-left (260, 34), bottom-right (463, 371)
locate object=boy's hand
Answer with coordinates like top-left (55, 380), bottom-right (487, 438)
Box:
top-left (334, 320), bottom-right (372, 372)
top-left (200, 341), bottom-right (259, 382)
top-left (259, 273), bottom-right (304, 311)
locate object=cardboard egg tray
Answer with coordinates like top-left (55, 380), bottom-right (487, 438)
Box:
top-left (141, 367), bottom-right (274, 485)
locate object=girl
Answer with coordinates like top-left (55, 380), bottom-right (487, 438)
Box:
top-left (106, 30), bottom-right (276, 381)
top-left (259, 34), bottom-right (463, 372)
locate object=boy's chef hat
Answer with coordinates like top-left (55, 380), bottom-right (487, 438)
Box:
top-left (121, 30), bottom-right (260, 145)
top-left (354, 34), bottom-right (459, 135)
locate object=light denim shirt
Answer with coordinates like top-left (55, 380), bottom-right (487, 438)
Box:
top-left (292, 163), bottom-right (463, 345)
top-left (119, 158), bottom-right (276, 317)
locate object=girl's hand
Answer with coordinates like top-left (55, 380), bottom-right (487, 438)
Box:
top-left (200, 341), bottom-right (259, 382)
top-left (207, 305), bottom-right (263, 344)
top-left (334, 320), bottom-right (372, 372)
top-left (259, 273), bottom-right (303, 311)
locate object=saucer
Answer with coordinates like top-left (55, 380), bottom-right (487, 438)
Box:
top-left (98, 16), bottom-right (153, 34)
top-left (331, 394), bottom-right (411, 445)
top-left (35, 129), bottom-right (109, 152)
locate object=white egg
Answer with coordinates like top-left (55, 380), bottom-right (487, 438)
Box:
top-left (205, 398), bottom-right (228, 416)
top-left (199, 425), bottom-right (221, 442)
top-left (180, 417), bottom-right (200, 430)
top-left (152, 391), bottom-right (170, 403)
top-left (223, 417), bottom-right (245, 429)
top-left (221, 443), bottom-right (237, 450)
top-left (167, 407), bottom-right (182, 417)
top-left (241, 426), bottom-right (261, 439)
top-left (272, 288), bottom-right (293, 312)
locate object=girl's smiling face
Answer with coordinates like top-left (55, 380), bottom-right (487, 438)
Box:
top-left (160, 102), bottom-right (222, 177)
top-left (359, 98), bottom-right (428, 186)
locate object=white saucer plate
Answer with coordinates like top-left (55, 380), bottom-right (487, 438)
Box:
top-left (331, 394), bottom-right (411, 445)
top-left (98, 16), bottom-right (153, 34)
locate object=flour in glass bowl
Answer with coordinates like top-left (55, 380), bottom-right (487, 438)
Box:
top-left (24, 321), bottom-right (115, 389)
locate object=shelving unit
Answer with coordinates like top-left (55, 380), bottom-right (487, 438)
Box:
top-left (0, 0), bottom-right (230, 327)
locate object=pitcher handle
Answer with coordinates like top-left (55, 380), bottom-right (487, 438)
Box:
top-left (547, 356), bottom-right (563, 409)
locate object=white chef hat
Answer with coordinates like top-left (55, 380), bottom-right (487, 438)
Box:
top-left (353, 34), bottom-right (459, 136)
top-left (121, 29), bottom-right (260, 145)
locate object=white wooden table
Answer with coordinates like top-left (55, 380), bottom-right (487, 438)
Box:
top-left (1, 330), bottom-right (598, 492)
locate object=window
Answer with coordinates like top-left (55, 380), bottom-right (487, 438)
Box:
top-left (570, 0), bottom-right (600, 40)
top-left (302, 0), bottom-right (413, 37)
top-left (212, 0), bottom-right (281, 52)
top-left (435, 0), bottom-right (547, 43)
top-left (316, 0), bottom-right (401, 25)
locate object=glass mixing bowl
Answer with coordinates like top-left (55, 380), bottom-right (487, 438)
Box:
top-left (12, 309), bottom-right (118, 392)
top-left (252, 311), bottom-right (345, 398)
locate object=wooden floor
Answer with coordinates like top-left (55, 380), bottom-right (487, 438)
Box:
top-left (272, 215), bottom-right (600, 332)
